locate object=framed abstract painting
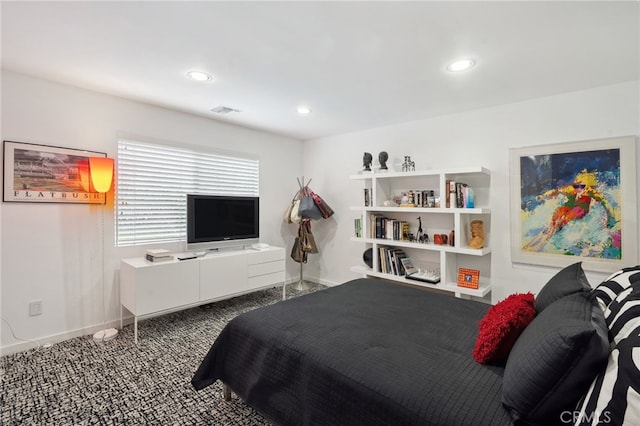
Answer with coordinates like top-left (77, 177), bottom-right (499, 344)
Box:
top-left (509, 136), bottom-right (637, 272)
top-left (3, 140), bottom-right (107, 204)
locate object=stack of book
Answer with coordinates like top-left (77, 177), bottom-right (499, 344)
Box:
top-left (370, 214), bottom-right (410, 241)
top-left (145, 249), bottom-right (173, 262)
top-left (446, 180), bottom-right (475, 208)
top-left (378, 247), bottom-right (408, 276)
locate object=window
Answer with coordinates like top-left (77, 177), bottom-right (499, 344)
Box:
top-left (116, 139), bottom-right (259, 247)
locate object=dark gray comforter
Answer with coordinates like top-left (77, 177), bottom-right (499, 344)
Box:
top-left (192, 278), bottom-right (512, 426)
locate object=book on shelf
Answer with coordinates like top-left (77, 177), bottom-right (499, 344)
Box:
top-left (400, 257), bottom-right (418, 276)
top-left (145, 253), bottom-right (174, 262)
top-left (370, 214), bottom-right (382, 239)
top-left (464, 187), bottom-right (475, 208)
top-left (390, 248), bottom-right (407, 275)
top-left (371, 214), bottom-right (383, 239)
top-left (378, 247), bottom-right (385, 272)
top-left (455, 182), bottom-right (467, 208)
top-left (146, 248), bottom-right (170, 257)
top-left (446, 180), bottom-right (455, 208)
top-left (354, 218), bottom-right (362, 238)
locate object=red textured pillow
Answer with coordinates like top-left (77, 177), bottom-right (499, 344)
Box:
top-left (473, 293), bottom-right (536, 364)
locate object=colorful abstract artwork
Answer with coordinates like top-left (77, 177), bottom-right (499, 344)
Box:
top-left (510, 137), bottom-right (637, 272)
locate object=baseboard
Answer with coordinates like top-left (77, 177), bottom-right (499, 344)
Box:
top-left (289, 275), bottom-right (340, 287)
top-left (1, 319), bottom-right (121, 356)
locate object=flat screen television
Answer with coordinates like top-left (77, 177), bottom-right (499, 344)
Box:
top-left (187, 194), bottom-right (259, 250)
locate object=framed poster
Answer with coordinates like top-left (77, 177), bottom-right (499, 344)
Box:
top-left (509, 136), bottom-right (637, 272)
top-left (3, 140), bottom-right (107, 204)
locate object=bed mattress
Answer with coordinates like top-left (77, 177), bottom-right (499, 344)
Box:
top-left (192, 278), bottom-right (512, 426)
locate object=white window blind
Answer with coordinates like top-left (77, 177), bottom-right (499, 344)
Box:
top-left (116, 139), bottom-right (259, 247)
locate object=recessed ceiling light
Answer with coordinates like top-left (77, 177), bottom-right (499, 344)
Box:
top-left (446, 59), bottom-right (476, 72)
top-left (186, 71), bottom-right (213, 82)
top-left (297, 106), bottom-right (311, 115)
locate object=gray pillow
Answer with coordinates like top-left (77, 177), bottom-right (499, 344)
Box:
top-left (535, 262), bottom-right (591, 314)
top-left (502, 292), bottom-right (610, 424)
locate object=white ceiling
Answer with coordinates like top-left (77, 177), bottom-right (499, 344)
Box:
top-left (2, 1), bottom-right (638, 141)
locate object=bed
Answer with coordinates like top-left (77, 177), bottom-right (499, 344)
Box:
top-left (192, 278), bottom-right (512, 425)
top-left (192, 264), bottom-right (640, 426)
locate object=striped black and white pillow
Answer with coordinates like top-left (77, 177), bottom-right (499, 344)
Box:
top-left (573, 327), bottom-right (640, 426)
top-left (605, 286), bottom-right (640, 345)
top-left (575, 284), bottom-right (640, 425)
top-left (592, 266), bottom-right (640, 313)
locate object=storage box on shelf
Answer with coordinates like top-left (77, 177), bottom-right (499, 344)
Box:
top-left (349, 167), bottom-right (491, 298)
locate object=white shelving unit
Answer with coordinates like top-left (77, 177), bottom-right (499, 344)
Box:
top-left (349, 167), bottom-right (491, 298)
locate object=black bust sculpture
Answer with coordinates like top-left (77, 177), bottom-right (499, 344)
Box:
top-left (378, 151), bottom-right (388, 170)
top-left (363, 152), bottom-right (373, 172)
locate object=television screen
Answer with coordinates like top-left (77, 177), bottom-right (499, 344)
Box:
top-left (187, 194), bottom-right (259, 244)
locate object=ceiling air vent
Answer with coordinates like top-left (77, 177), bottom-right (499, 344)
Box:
top-left (210, 105), bottom-right (241, 115)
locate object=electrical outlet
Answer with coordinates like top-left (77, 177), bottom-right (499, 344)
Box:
top-left (29, 300), bottom-right (42, 316)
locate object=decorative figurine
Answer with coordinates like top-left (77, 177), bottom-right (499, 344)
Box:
top-left (402, 156), bottom-right (410, 172)
top-left (416, 216), bottom-right (424, 242)
top-left (401, 156), bottom-right (415, 172)
top-left (363, 152), bottom-right (373, 172)
top-left (400, 191), bottom-right (416, 207)
top-left (469, 220), bottom-right (485, 249)
top-left (417, 216), bottom-right (430, 243)
top-left (378, 151), bottom-right (388, 171)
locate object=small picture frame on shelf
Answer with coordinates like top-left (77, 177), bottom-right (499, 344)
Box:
top-left (457, 268), bottom-right (480, 289)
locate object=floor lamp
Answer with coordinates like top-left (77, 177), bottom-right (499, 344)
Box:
top-left (88, 157), bottom-right (118, 342)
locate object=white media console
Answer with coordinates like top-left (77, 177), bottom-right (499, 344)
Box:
top-left (120, 246), bottom-right (285, 343)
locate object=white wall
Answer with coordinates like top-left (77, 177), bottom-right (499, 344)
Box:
top-left (302, 81), bottom-right (640, 302)
top-left (1, 71), bottom-right (304, 353)
top-left (2, 71), bottom-right (638, 354)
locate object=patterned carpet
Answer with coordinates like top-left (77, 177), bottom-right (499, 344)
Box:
top-left (1, 282), bottom-right (325, 425)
